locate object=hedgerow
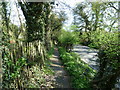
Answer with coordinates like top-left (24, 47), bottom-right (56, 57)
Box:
top-left (58, 47), bottom-right (96, 88)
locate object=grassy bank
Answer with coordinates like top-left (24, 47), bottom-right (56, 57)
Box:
top-left (58, 47), bottom-right (96, 88)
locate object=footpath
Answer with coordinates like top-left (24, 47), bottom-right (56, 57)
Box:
top-left (49, 48), bottom-right (71, 88)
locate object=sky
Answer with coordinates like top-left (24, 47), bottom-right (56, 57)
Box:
top-left (9, 0), bottom-right (84, 26)
top-left (8, 0), bottom-right (118, 29)
top-left (9, 0), bottom-right (25, 26)
top-left (53, 0), bottom-right (85, 27)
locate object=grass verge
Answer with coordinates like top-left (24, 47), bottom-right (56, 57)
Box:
top-left (58, 47), bottom-right (96, 88)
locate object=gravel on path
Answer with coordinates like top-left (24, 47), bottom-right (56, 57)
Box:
top-left (49, 48), bottom-right (71, 88)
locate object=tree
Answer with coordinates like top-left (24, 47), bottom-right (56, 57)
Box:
top-left (1, 0), bottom-right (66, 88)
top-left (73, 1), bottom-right (118, 45)
top-left (73, 1), bottom-right (119, 88)
top-left (18, 2), bottom-right (45, 42)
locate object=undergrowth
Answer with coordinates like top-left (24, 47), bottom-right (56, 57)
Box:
top-left (2, 46), bottom-right (55, 88)
top-left (58, 47), bottom-right (96, 88)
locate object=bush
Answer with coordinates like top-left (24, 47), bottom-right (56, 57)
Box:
top-left (92, 34), bottom-right (120, 88)
top-left (46, 46), bottom-right (54, 58)
top-left (2, 52), bottom-right (55, 88)
top-left (79, 30), bottom-right (120, 88)
top-left (2, 55), bottom-right (27, 88)
top-left (79, 32), bottom-right (90, 46)
top-left (58, 29), bottom-right (79, 51)
top-left (79, 30), bottom-right (118, 49)
top-left (58, 47), bottom-right (96, 88)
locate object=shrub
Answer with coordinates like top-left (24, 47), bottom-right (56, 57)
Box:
top-left (58, 30), bottom-right (79, 51)
top-left (46, 46), bottom-right (54, 58)
top-left (58, 47), bottom-right (96, 88)
top-left (90, 32), bottom-right (120, 88)
top-left (93, 37), bottom-right (120, 88)
top-left (2, 55), bottom-right (27, 88)
top-left (79, 30), bottom-right (118, 49)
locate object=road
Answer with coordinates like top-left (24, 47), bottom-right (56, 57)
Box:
top-left (72, 45), bottom-right (120, 88)
top-left (72, 45), bottom-right (99, 70)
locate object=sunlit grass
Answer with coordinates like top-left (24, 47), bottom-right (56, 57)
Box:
top-left (58, 47), bottom-right (96, 88)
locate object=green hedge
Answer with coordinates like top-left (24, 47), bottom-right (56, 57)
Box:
top-left (93, 35), bottom-right (120, 88)
top-left (58, 47), bottom-right (96, 88)
top-left (79, 30), bottom-right (118, 49)
top-left (79, 30), bottom-right (120, 88)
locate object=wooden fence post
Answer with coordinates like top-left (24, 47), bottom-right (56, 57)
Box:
top-left (0, 26), bottom-right (2, 88)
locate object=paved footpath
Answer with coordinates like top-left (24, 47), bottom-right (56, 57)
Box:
top-left (50, 48), bottom-right (71, 88)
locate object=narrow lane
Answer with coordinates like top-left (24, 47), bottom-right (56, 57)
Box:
top-left (72, 45), bottom-right (99, 70)
top-left (72, 45), bottom-right (120, 88)
top-left (50, 48), bottom-right (71, 88)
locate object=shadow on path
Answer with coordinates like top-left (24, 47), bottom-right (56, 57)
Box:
top-left (49, 48), bottom-right (71, 88)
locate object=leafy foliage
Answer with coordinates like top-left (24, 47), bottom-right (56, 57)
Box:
top-left (58, 29), bottom-right (79, 51)
top-left (46, 46), bottom-right (54, 58)
top-left (24, 65), bottom-right (55, 88)
top-left (58, 47), bottom-right (96, 88)
top-left (79, 28), bottom-right (119, 88)
top-left (3, 53), bottom-right (27, 88)
top-left (1, 1), bottom-right (62, 88)
top-left (79, 29), bottom-right (118, 48)
top-left (1, 0), bottom-right (119, 88)
top-left (91, 32), bottom-right (120, 88)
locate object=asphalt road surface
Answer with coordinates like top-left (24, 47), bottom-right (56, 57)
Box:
top-left (72, 45), bottom-right (120, 88)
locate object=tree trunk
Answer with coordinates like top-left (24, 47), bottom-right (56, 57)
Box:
top-left (118, 2), bottom-right (120, 32)
top-left (0, 29), bottom-right (2, 88)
